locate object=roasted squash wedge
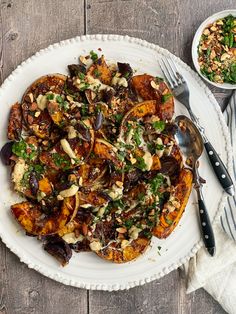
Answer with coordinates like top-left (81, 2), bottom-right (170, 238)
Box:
top-left (11, 197), bottom-right (76, 236)
top-left (97, 237), bottom-right (150, 263)
top-left (131, 74), bottom-right (174, 120)
top-left (152, 168), bottom-right (193, 238)
top-left (21, 74), bottom-right (67, 138)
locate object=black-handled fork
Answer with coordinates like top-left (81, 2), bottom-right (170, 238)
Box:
top-left (159, 57), bottom-right (235, 197)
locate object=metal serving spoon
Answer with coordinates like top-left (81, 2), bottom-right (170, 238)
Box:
top-left (175, 115), bottom-right (215, 256)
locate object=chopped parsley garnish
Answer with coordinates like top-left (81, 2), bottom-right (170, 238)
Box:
top-left (150, 174), bottom-right (164, 194)
top-left (56, 95), bottom-right (63, 103)
top-left (78, 72), bottom-right (85, 80)
top-left (166, 217), bottom-right (173, 225)
top-left (152, 120), bottom-right (165, 132)
top-left (94, 69), bottom-right (101, 77)
top-left (117, 151), bottom-right (126, 161)
top-left (79, 82), bottom-right (90, 91)
top-left (113, 199), bottom-right (125, 210)
top-left (133, 125), bottom-right (143, 146)
top-left (156, 76), bottom-right (164, 82)
top-left (156, 144), bottom-right (164, 150)
top-left (90, 50), bottom-right (98, 61)
top-left (47, 94), bottom-right (54, 100)
top-left (138, 192), bottom-right (145, 202)
top-left (114, 113), bottom-right (123, 123)
top-left (162, 94), bottom-right (172, 103)
top-left (81, 104), bottom-right (89, 116)
top-left (12, 140), bottom-right (27, 159)
top-left (135, 156), bottom-right (146, 171)
top-left (125, 219), bottom-right (133, 229)
top-left (52, 153), bottom-right (70, 169)
top-left (12, 140), bottom-right (37, 160)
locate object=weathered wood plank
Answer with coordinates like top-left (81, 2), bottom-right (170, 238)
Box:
top-left (0, 1), bottom-right (87, 314)
top-left (0, 0), bottom-right (233, 313)
top-left (86, 1), bottom-right (231, 314)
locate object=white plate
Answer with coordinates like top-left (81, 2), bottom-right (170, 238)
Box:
top-left (192, 9), bottom-right (236, 89)
top-left (0, 34), bottom-right (232, 291)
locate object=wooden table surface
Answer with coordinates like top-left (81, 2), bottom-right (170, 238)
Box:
top-left (0, 1), bottom-right (234, 313)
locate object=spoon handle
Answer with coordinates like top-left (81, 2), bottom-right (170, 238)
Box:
top-left (196, 187), bottom-right (216, 256)
top-left (204, 142), bottom-right (235, 196)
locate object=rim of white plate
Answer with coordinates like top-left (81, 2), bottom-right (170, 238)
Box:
top-left (0, 34), bottom-right (233, 291)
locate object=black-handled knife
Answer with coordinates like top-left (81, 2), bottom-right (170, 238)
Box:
top-left (204, 142), bottom-right (234, 196)
top-left (189, 110), bottom-right (235, 196)
top-left (194, 169), bottom-right (216, 256)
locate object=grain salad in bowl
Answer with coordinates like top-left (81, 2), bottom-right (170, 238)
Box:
top-left (192, 10), bottom-right (236, 89)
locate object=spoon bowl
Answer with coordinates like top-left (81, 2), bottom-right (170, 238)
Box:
top-left (174, 115), bottom-right (204, 162)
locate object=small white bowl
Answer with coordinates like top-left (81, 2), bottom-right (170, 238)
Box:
top-left (192, 9), bottom-right (236, 89)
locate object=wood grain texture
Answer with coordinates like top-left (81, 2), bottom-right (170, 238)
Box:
top-left (0, 1), bottom-right (87, 314)
top-left (0, 0), bottom-right (232, 313)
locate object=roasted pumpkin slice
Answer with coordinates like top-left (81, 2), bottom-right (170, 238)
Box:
top-left (11, 196), bottom-right (76, 236)
top-left (94, 138), bottom-right (123, 168)
top-left (40, 122), bottom-right (94, 170)
top-left (131, 74), bottom-right (174, 120)
top-left (152, 168), bottom-right (193, 239)
top-left (87, 55), bottom-right (113, 85)
top-left (21, 74), bottom-right (67, 138)
top-left (96, 237), bottom-right (150, 263)
top-left (7, 102), bottom-right (22, 140)
top-left (77, 156), bottom-right (107, 187)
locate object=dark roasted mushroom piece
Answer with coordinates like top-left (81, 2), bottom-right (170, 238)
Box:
top-left (68, 64), bottom-right (86, 77)
top-left (117, 62), bottom-right (133, 79)
top-left (29, 172), bottom-right (39, 196)
top-left (94, 111), bottom-right (103, 131)
top-left (43, 235), bottom-right (72, 266)
top-left (0, 142), bottom-right (13, 165)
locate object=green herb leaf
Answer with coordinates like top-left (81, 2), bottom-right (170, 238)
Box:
top-left (152, 120), bottom-right (165, 132)
top-left (94, 69), bottom-right (101, 77)
top-left (114, 113), bottom-right (124, 123)
top-left (12, 140), bottom-right (27, 159)
top-left (47, 94), bottom-right (54, 100)
top-left (78, 72), bottom-right (85, 80)
top-left (162, 94), bottom-right (172, 103)
top-left (90, 50), bottom-right (98, 61)
top-left (149, 174), bottom-right (164, 194)
top-left (79, 82), bottom-right (90, 91)
top-left (56, 95), bottom-right (63, 103)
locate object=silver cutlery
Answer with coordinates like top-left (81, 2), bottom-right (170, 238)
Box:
top-left (175, 115), bottom-right (215, 256)
top-left (159, 57), bottom-right (235, 197)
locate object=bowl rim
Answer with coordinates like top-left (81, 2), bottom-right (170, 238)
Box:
top-left (192, 9), bottom-right (236, 90)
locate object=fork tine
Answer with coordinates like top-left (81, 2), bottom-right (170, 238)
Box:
top-left (161, 57), bottom-right (178, 87)
top-left (168, 58), bottom-right (185, 83)
top-left (158, 59), bottom-right (174, 89)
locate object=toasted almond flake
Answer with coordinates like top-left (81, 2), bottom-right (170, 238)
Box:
top-left (80, 203), bottom-right (92, 208)
top-left (116, 227), bottom-right (127, 234)
top-left (130, 155), bottom-right (137, 164)
top-left (115, 181), bottom-right (123, 188)
top-left (121, 240), bottom-right (130, 249)
top-left (203, 28), bottom-right (210, 35)
top-left (57, 195), bottom-right (64, 201)
top-left (78, 177), bottom-right (83, 186)
top-left (59, 184), bottom-right (79, 198)
top-left (36, 94), bottom-right (47, 110)
top-left (150, 80), bottom-right (159, 90)
top-left (34, 111), bottom-right (41, 117)
top-left (220, 53), bottom-right (230, 61)
top-left (89, 241), bottom-right (102, 251)
top-left (28, 93), bottom-right (34, 103)
top-left (210, 26), bottom-right (217, 31)
top-left (60, 138), bottom-right (77, 159)
top-left (66, 95), bottom-right (74, 102)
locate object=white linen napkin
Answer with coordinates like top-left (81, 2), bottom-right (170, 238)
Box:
top-left (184, 91), bottom-right (236, 314)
